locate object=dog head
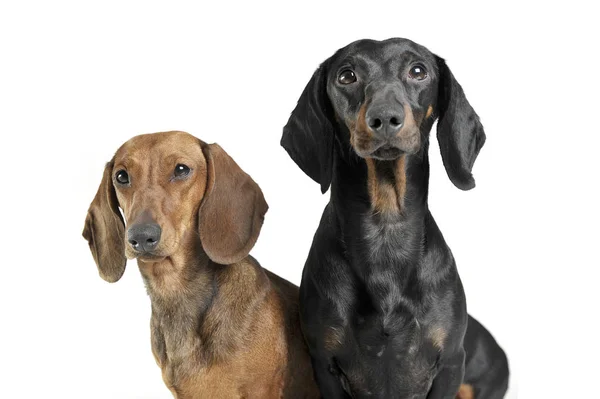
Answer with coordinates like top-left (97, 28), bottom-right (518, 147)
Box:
top-left (281, 38), bottom-right (485, 193)
top-left (83, 131), bottom-right (268, 282)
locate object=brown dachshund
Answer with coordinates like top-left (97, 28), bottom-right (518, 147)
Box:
top-left (83, 131), bottom-right (319, 399)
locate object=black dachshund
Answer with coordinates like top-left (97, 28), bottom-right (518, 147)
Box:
top-left (281, 38), bottom-right (508, 399)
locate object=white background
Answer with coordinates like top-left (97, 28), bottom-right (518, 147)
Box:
top-left (1, 1), bottom-right (598, 398)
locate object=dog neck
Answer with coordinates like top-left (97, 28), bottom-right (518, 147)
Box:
top-left (328, 140), bottom-right (454, 313)
top-left (137, 231), bottom-right (214, 307)
top-left (364, 156), bottom-right (410, 216)
top-left (136, 229), bottom-right (271, 369)
top-left (331, 139), bottom-right (430, 225)
top-left (137, 232), bottom-right (217, 361)
top-left (330, 141), bottom-right (434, 278)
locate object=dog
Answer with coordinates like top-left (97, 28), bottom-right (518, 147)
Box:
top-left (83, 131), bottom-right (319, 399)
top-left (281, 38), bottom-right (509, 399)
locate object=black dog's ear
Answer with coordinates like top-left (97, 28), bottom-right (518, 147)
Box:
top-left (435, 56), bottom-right (486, 191)
top-left (281, 62), bottom-right (334, 194)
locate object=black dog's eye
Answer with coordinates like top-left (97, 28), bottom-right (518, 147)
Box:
top-left (338, 69), bottom-right (357, 85)
top-left (173, 164), bottom-right (191, 178)
top-left (115, 170), bottom-right (129, 185)
top-left (408, 65), bottom-right (428, 81)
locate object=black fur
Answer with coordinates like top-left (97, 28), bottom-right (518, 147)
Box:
top-left (281, 38), bottom-right (508, 399)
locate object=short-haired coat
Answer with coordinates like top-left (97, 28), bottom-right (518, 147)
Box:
top-left (83, 131), bottom-right (319, 399)
top-left (281, 39), bottom-right (509, 399)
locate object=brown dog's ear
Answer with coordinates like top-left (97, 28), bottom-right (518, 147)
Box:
top-left (281, 60), bottom-right (335, 194)
top-left (435, 56), bottom-right (486, 191)
top-left (82, 161), bottom-right (127, 283)
top-left (198, 144), bottom-right (268, 265)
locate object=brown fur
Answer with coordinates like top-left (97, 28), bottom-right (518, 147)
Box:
top-left (428, 325), bottom-right (447, 351)
top-left (366, 155), bottom-right (407, 214)
top-left (426, 104), bottom-right (434, 119)
top-left (396, 104), bottom-right (418, 139)
top-left (347, 102), bottom-right (373, 154)
top-left (456, 384), bottom-right (475, 399)
top-left (83, 131), bottom-right (319, 398)
top-left (323, 326), bottom-right (345, 352)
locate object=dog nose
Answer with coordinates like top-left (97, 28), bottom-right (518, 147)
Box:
top-left (366, 105), bottom-right (404, 137)
top-left (127, 223), bottom-right (162, 253)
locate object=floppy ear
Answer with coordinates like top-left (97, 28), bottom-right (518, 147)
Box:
top-left (435, 56), bottom-right (486, 190)
top-left (198, 144), bottom-right (269, 265)
top-left (82, 161), bottom-right (127, 283)
top-left (281, 61), bottom-right (335, 193)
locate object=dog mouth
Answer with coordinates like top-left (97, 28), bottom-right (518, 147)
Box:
top-left (136, 253), bottom-right (166, 262)
top-left (126, 250), bottom-right (166, 262)
top-left (370, 145), bottom-right (404, 161)
top-left (349, 128), bottom-right (412, 161)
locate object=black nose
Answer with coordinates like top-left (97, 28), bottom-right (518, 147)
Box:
top-left (366, 105), bottom-right (404, 137)
top-left (127, 223), bottom-right (162, 253)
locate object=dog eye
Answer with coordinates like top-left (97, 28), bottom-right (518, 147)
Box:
top-left (338, 69), bottom-right (357, 85)
top-left (115, 170), bottom-right (130, 185)
top-left (408, 65), bottom-right (428, 81)
top-left (174, 164), bottom-right (191, 178)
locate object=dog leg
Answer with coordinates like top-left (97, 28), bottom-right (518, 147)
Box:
top-left (309, 357), bottom-right (352, 399)
top-left (427, 350), bottom-right (465, 399)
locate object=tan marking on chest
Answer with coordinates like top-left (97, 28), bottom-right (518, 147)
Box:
top-left (428, 325), bottom-right (447, 351)
top-left (426, 105), bottom-right (433, 119)
top-left (456, 383), bottom-right (474, 399)
top-left (324, 326), bottom-right (345, 352)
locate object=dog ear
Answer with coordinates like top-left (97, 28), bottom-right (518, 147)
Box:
top-left (82, 161), bottom-right (127, 283)
top-left (435, 56), bottom-right (486, 190)
top-left (281, 61), bottom-right (335, 194)
top-left (198, 144), bottom-right (268, 265)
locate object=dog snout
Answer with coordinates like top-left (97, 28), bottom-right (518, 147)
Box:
top-left (127, 223), bottom-right (162, 253)
top-left (366, 103), bottom-right (404, 138)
